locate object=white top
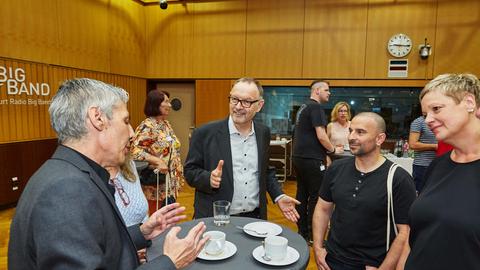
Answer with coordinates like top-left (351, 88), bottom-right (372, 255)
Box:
top-left (228, 117), bottom-right (260, 214)
top-left (112, 160), bottom-right (149, 226)
top-left (329, 121), bottom-right (350, 147)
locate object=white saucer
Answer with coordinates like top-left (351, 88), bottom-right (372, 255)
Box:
top-left (197, 241), bottom-right (237, 260)
top-left (252, 245), bottom-right (300, 266)
top-left (243, 221), bottom-right (282, 238)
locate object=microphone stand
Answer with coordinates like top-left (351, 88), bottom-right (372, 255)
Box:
top-left (165, 143), bottom-right (173, 207)
top-left (154, 142), bottom-right (174, 211)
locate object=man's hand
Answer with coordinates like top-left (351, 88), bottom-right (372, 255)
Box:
top-left (335, 145), bottom-right (345, 154)
top-left (210, 160), bottom-right (224, 188)
top-left (277, 195), bottom-right (300, 223)
top-left (140, 203), bottom-right (186, 240)
top-left (314, 247), bottom-right (331, 270)
top-left (163, 222), bottom-right (209, 269)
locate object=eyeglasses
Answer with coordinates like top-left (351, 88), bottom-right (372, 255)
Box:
top-left (160, 101), bottom-right (171, 107)
top-left (109, 177), bottom-right (130, 206)
top-left (228, 96), bottom-right (260, 108)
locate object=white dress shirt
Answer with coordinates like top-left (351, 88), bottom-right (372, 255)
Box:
top-left (228, 117), bottom-right (260, 214)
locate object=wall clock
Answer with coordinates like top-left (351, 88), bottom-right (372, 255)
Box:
top-left (387, 33), bottom-right (412, 58)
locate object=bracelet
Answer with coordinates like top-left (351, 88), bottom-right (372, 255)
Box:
top-left (326, 147), bottom-right (336, 155)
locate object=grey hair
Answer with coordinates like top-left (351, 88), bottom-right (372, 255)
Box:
top-left (233, 77), bottom-right (264, 98)
top-left (355, 112), bottom-right (386, 133)
top-left (49, 78), bottom-right (129, 143)
top-left (420, 73), bottom-right (480, 105)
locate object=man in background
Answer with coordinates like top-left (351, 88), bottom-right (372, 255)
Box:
top-left (292, 80), bottom-right (338, 243)
top-left (313, 112), bottom-right (416, 270)
top-left (9, 78), bottom-right (207, 270)
top-left (184, 77), bottom-right (299, 222)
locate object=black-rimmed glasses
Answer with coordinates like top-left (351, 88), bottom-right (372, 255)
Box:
top-left (228, 96), bottom-right (260, 108)
top-left (109, 177), bottom-right (130, 206)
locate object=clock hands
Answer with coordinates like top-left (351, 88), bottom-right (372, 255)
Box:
top-left (389, 44), bottom-right (411, 47)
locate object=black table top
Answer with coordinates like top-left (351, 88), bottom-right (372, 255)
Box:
top-left (147, 216), bottom-right (310, 270)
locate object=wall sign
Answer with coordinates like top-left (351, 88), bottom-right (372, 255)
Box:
top-left (0, 66), bottom-right (52, 106)
top-left (388, 59), bottom-right (408, 78)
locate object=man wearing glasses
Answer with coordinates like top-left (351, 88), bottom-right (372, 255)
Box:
top-left (185, 77), bottom-right (300, 222)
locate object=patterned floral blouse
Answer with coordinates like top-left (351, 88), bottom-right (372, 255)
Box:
top-left (130, 117), bottom-right (184, 201)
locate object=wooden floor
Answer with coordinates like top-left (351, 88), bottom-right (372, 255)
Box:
top-left (0, 180), bottom-right (317, 270)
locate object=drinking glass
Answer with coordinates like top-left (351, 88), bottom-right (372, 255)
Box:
top-left (213, 200), bottom-right (231, 226)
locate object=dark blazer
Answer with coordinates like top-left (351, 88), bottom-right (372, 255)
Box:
top-left (184, 118), bottom-right (283, 220)
top-left (8, 145), bottom-right (175, 270)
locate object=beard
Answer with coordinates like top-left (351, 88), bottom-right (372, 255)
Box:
top-left (349, 140), bottom-right (376, 157)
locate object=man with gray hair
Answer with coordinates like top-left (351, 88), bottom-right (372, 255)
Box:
top-left (9, 78), bottom-right (208, 270)
top-left (312, 112), bottom-right (416, 270)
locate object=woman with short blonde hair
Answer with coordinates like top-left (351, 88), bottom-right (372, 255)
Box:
top-left (400, 73), bottom-right (480, 270)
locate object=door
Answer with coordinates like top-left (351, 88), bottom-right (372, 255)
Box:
top-left (155, 83), bottom-right (195, 163)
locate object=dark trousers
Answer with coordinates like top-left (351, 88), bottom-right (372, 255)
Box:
top-left (231, 208), bottom-right (260, 219)
top-left (292, 157), bottom-right (325, 239)
top-left (326, 253), bottom-right (365, 270)
top-left (412, 164), bottom-right (428, 193)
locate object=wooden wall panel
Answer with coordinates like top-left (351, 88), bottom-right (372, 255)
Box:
top-left (260, 79), bottom-right (429, 87)
top-left (109, 0), bottom-right (146, 77)
top-left (109, 76), bottom-right (147, 129)
top-left (434, 0), bottom-right (480, 76)
top-left (56, 0), bottom-right (110, 72)
top-left (245, 0), bottom-right (305, 78)
top-left (0, 60), bottom-right (147, 144)
top-left (0, 139), bottom-right (57, 207)
top-left (0, 0), bottom-right (59, 64)
top-left (1, 0), bottom-right (480, 81)
top-left (303, 0), bottom-right (368, 78)
top-left (192, 1), bottom-right (247, 78)
top-left (145, 4), bottom-right (194, 78)
top-left (195, 80), bottom-right (231, 126)
top-left (364, 0), bottom-right (437, 79)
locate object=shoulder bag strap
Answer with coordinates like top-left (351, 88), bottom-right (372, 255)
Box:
top-left (386, 163), bottom-right (399, 251)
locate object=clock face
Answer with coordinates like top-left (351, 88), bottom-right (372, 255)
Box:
top-left (387, 33), bottom-right (412, 58)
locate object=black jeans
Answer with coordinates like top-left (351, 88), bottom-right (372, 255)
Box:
top-left (231, 208), bottom-right (260, 219)
top-left (412, 164), bottom-right (428, 193)
top-left (326, 253), bottom-right (365, 270)
top-left (292, 157), bottom-right (325, 240)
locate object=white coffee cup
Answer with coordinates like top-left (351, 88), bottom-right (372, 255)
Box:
top-left (203, 231), bottom-right (226, 255)
top-left (264, 235), bottom-right (288, 261)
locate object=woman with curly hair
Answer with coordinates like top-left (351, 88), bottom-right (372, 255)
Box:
top-left (130, 90), bottom-right (184, 215)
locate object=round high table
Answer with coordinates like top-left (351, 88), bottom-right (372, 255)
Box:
top-left (147, 216), bottom-right (310, 270)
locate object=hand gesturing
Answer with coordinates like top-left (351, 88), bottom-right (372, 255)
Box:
top-left (210, 160), bottom-right (224, 188)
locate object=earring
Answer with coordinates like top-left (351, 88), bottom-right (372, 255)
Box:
top-left (467, 108), bottom-right (474, 113)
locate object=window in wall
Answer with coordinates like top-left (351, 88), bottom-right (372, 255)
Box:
top-left (256, 86), bottom-right (422, 139)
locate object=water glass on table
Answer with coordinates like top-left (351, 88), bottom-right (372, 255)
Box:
top-left (203, 231), bottom-right (226, 255)
top-left (213, 200), bottom-right (231, 226)
top-left (263, 236), bottom-right (288, 261)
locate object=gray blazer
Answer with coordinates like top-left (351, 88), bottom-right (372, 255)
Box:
top-left (184, 118), bottom-right (282, 220)
top-left (8, 145), bottom-right (175, 270)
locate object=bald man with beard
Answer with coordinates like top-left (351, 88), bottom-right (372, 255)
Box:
top-left (312, 112), bottom-right (416, 270)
